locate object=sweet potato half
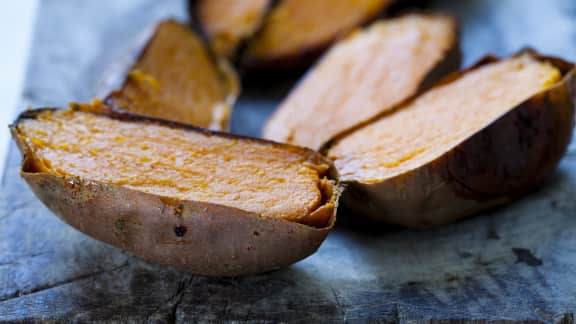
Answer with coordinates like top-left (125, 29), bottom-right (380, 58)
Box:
top-left (264, 14), bottom-right (459, 150)
top-left (191, 0), bottom-right (394, 69)
top-left (191, 0), bottom-right (272, 59)
top-left (103, 20), bottom-right (239, 131)
top-left (327, 50), bottom-right (575, 227)
top-left (11, 107), bottom-right (338, 276)
top-left (243, 0), bottom-right (395, 69)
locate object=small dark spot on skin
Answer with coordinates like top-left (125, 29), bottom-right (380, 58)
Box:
top-left (512, 248), bottom-right (543, 267)
top-left (253, 231), bottom-right (260, 236)
top-left (247, 246), bottom-right (254, 251)
top-left (174, 225), bottom-right (187, 237)
top-left (114, 218), bottom-right (126, 234)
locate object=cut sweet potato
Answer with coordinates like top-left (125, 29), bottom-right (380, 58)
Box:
top-left (242, 0), bottom-right (394, 69)
top-left (192, 0), bottom-right (272, 58)
top-left (327, 50), bottom-right (575, 227)
top-left (264, 14), bottom-right (459, 150)
top-left (104, 20), bottom-right (239, 131)
top-left (11, 107), bottom-right (338, 276)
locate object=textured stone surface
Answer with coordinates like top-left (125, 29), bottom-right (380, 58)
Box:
top-left (1, 0), bottom-right (576, 322)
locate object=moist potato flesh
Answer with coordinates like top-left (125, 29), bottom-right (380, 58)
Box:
top-left (17, 110), bottom-right (330, 222)
top-left (108, 21), bottom-right (228, 129)
top-left (264, 14), bottom-right (456, 150)
top-left (329, 54), bottom-right (562, 182)
top-left (197, 0), bottom-right (270, 57)
top-left (246, 0), bottom-right (392, 61)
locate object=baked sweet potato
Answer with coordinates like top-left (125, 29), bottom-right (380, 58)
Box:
top-left (103, 20), bottom-right (239, 131)
top-left (243, 0), bottom-right (396, 69)
top-left (264, 14), bottom-right (459, 150)
top-left (190, 0), bottom-right (394, 70)
top-left (191, 0), bottom-right (272, 59)
top-left (11, 106), bottom-right (338, 276)
top-left (326, 50), bottom-right (575, 227)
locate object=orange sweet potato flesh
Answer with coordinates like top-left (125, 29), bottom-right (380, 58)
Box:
top-left (14, 109), bottom-right (334, 226)
top-left (264, 14), bottom-right (459, 150)
top-left (194, 0), bottom-right (271, 58)
top-left (327, 51), bottom-right (575, 227)
top-left (330, 54), bottom-right (562, 181)
top-left (106, 20), bottom-right (238, 130)
top-left (242, 0), bottom-right (393, 68)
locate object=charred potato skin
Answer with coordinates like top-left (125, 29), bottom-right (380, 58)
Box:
top-left (99, 20), bottom-right (240, 131)
top-left (336, 51), bottom-right (575, 227)
top-left (11, 108), bottom-right (338, 276)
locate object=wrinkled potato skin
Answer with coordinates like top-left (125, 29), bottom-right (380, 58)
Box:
top-left (11, 110), bottom-right (338, 276)
top-left (338, 51), bottom-right (575, 227)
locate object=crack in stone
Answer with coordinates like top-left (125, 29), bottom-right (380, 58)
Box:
top-left (146, 275), bottom-right (195, 323)
top-left (0, 262), bottom-right (129, 303)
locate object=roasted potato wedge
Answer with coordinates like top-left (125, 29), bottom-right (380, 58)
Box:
top-left (191, 0), bottom-right (272, 59)
top-left (103, 20), bottom-right (239, 131)
top-left (264, 14), bottom-right (460, 150)
top-left (242, 0), bottom-right (394, 69)
top-left (11, 107), bottom-right (338, 276)
top-left (326, 50), bottom-right (575, 227)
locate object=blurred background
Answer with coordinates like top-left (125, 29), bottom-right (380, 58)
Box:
top-left (0, 0), bottom-right (37, 177)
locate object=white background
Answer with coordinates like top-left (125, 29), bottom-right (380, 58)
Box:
top-left (0, 0), bottom-right (39, 177)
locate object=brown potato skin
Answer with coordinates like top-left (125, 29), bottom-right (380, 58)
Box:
top-left (98, 20), bottom-right (239, 131)
top-left (11, 108), bottom-right (338, 276)
top-left (334, 50), bottom-right (575, 227)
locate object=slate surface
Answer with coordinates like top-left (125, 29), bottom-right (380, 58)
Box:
top-left (1, 0), bottom-right (576, 322)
